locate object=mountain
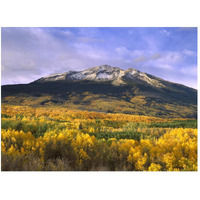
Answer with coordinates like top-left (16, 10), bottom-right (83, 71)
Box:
top-left (1, 65), bottom-right (197, 118)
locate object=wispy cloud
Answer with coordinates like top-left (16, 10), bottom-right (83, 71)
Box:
top-left (77, 37), bottom-right (104, 43)
top-left (180, 65), bottom-right (197, 76)
top-left (183, 49), bottom-right (195, 56)
top-left (159, 29), bottom-right (171, 37)
top-left (177, 27), bottom-right (197, 31)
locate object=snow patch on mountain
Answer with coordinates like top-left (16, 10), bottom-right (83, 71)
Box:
top-left (69, 72), bottom-right (86, 80)
top-left (96, 73), bottom-right (112, 80)
top-left (137, 72), bottom-right (165, 88)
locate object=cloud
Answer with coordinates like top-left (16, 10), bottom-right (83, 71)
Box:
top-left (166, 65), bottom-right (197, 89)
top-left (150, 53), bottom-right (162, 59)
top-left (180, 65), bottom-right (197, 76)
top-left (183, 49), bottom-right (195, 56)
top-left (115, 47), bottom-right (130, 56)
top-left (77, 37), bottom-right (104, 43)
top-left (156, 51), bottom-right (182, 64)
top-left (159, 29), bottom-right (171, 37)
top-left (133, 53), bottom-right (162, 63)
top-left (133, 56), bottom-right (149, 63)
top-left (62, 30), bottom-right (73, 36)
top-left (177, 27), bottom-right (197, 31)
top-left (115, 47), bottom-right (185, 73)
top-left (131, 50), bottom-right (181, 66)
top-left (115, 46), bottom-right (182, 67)
top-left (154, 64), bottom-right (173, 70)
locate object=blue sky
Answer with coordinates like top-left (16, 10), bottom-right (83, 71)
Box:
top-left (1, 27), bottom-right (197, 88)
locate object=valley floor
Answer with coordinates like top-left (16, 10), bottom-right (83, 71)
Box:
top-left (1, 105), bottom-right (197, 171)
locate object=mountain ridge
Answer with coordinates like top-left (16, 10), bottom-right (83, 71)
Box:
top-left (35, 65), bottom-right (168, 88)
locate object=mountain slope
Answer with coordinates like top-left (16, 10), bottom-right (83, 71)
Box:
top-left (1, 65), bottom-right (197, 118)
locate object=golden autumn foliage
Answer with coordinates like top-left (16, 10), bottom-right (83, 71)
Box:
top-left (1, 105), bottom-right (197, 171)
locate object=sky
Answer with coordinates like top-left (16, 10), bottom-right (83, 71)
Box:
top-left (1, 27), bottom-right (197, 88)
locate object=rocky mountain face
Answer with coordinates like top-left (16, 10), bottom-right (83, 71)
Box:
top-left (35, 65), bottom-right (166, 88)
top-left (2, 65), bottom-right (197, 118)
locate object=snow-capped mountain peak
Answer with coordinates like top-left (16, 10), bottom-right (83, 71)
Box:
top-left (35, 65), bottom-right (165, 88)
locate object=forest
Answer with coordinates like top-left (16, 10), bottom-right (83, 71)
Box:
top-left (1, 105), bottom-right (197, 171)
